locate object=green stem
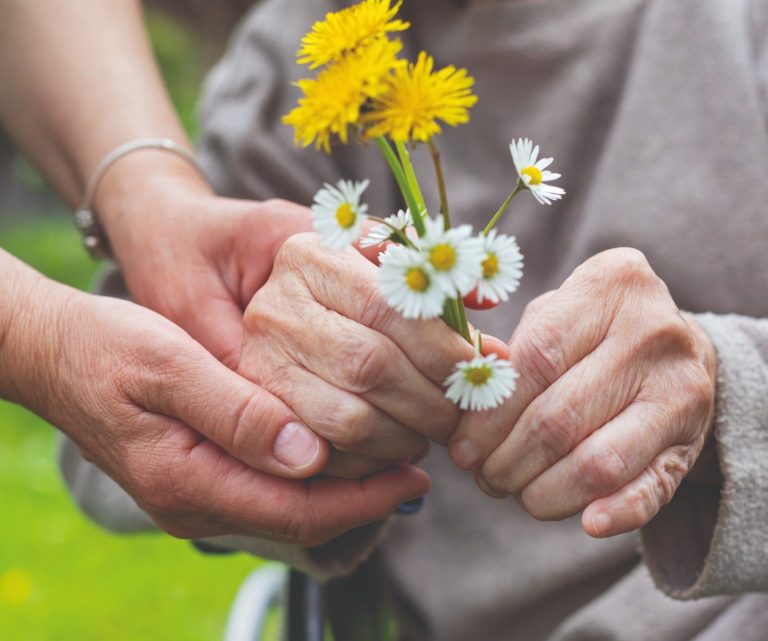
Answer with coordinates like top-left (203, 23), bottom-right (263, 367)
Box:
top-left (483, 180), bottom-right (525, 236)
top-left (395, 141), bottom-right (426, 214)
top-left (375, 137), bottom-right (425, 236)
top-left (427, 139), bottom-right (451, 228)
top-left (441, 299), bottom-right (459, 330)
top-left (454, 297), bottom-right (471, 342)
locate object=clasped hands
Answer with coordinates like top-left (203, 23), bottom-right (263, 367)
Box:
top-left (77, 180), bottom-right (716, 548)
top-left (240, 234), bottom-right (718, 540)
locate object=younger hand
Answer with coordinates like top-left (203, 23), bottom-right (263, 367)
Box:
top-left (3, 273), bottom-right (429, 544)
top-left (450, 248), bottom-right (717, 537)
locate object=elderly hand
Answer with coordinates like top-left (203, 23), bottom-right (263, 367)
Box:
top-left (0, 253), bottom-right (429, 544)
top-left (449, 248), bottom-right (717, 537)
top-left (238, 232), bottom-right (481, 478)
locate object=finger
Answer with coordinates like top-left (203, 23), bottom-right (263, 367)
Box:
top-left (271, 301), bottom-right (460, 444)
top-left (449, 288), bottom-right (608, 470)
top-left (260, 362), bottom-right (428, 460)
top-left (582, 446), bottom-right (697, 538)
top-left (518, 398), bottom-right (694, 520)
top-left (286, 234), bottom-right (474, 385)
top-left (156, 436), bottom-right (431, 545)
top-left (169, 289), bottom-right (246, 369)
top-left (322, 450), bottom-right (394, 479)
top-left (475, 341), bottom-right (642, 494)
top-left (479, 333), bottom-right (510, 359)
top-left (135, 342), bottom-right (329, 479)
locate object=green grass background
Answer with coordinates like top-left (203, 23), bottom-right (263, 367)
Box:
top-left (0, 10), bottom-right (268, 640)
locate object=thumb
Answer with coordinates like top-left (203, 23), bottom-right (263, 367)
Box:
top-left (139, 341), bottom-right (329, 479)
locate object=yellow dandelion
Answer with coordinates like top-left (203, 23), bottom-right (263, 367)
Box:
top-left (364, 52), bottom-right (478, 143)
top-left (284, 37), bottom-right (403, 152)
top-left (298, 0), bottom-right (409, 69)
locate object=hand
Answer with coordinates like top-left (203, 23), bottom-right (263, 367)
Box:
top-left (96, 155), bottom-right (313, 368)
top-left (1, 265), bottom-right (429, 544)
top-left (239, 233), bottom-right (479, 478)
top-left (449, 248), bottom-right (717, 537)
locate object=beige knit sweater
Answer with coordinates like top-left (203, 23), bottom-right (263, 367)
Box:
top-left (60, 1), bottom-right (768, 639)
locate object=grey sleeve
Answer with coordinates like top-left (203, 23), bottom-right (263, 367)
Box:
top-left (641, 312), bottom-right (768, 598)
top-left (59, 433), bottom-right (386, 580)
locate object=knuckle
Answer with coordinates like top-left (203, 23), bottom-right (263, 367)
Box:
top-left (356, 285), bottom-right (399, 331)
top-left (478, 463), bottom-right (511, 498)
top-left (627, 454), bottom-right (687, 525)
top-left (579, 248), bottom-right (656, 292)
top-left (242, 292), bottom-right (275, 335)
top-left (625, 481), bottom-right (660, 527)
top-left (516, 323), bottom-right (566, 387)
top-left (316, 398), bottom-right (371, 450)
top-left (533, 401), bottom-right (582, 462)
top-left (518, 491), bottom-right (557, 521)
top-left (577, 442), bottom-right (631, 495)
top-left (643, 316), bottom-right (695, 357)
top-left (646, 458), bottom-right (682, 507)
top-left (339, 337), bottom-right (390, 394)
top-left (275, 232), bottom-right (315, 270)
top-left (603, 247), bottom-right (651, 278)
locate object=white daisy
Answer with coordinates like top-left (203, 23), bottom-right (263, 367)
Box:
top-left (378, 244), bottom-right (446, 319)
top-left (476, 230), bottom-right (524, 304)
top-left (420, 216), bottom-right (485, 296)
top-left (311, 179), bottom-right (370, 249)
top-left (510, 138), bottom-right (565, 205)
top-left (359, 209), bottom-right (414, 248)
top-left (445, 352), bottom-right (519, 411)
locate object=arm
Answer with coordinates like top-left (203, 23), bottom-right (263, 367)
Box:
top-left (0, 0), bottom-right (312, 367)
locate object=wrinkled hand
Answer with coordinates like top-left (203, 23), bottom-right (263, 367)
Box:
top-left (239, 233), bottom-right (479, 478)
top-left (7, 282), bottom-right (429, 544)
top-left (450, 248), bottom-right (717, 537)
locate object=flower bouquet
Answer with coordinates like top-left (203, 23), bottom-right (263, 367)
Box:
top-left (283, 0), bottom-right (565, 411)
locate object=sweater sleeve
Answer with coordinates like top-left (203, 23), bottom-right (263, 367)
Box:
top-left (641, 312), bottom-right (768, 598)
top-left (58, 433), bottom-right (388, 580)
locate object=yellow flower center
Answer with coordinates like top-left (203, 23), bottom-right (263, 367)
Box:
top-left (335, 203), bottom-right (356, 228)
top-left (464, 366), bottom-right (492, 386)
top-left (405, 267), bottom-right (430, 292)
top-left (429, 244), bottom-right (457, 271)
top-left (482, 253), bottom-right (499, 279)
top-left (521, 166), bottom-right (543, 185)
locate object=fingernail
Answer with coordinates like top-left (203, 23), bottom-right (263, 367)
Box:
top-left (274, 422), bottom-right (320, 470)
top-left (449, 439), bottom-right (482, 470)
top-left (591, 512), bottom-right (611, 536)
top-left (396, 496), bottom-right (426, 515)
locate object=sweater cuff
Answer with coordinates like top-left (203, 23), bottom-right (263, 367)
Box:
top-left (641, 313), bottom-right (768, 598)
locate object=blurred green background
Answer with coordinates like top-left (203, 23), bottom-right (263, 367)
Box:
top-left (0, 7), bottom-right (265, 640)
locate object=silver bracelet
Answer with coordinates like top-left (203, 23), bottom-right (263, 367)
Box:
top-left (73, 137), bottom-right (208, 259)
